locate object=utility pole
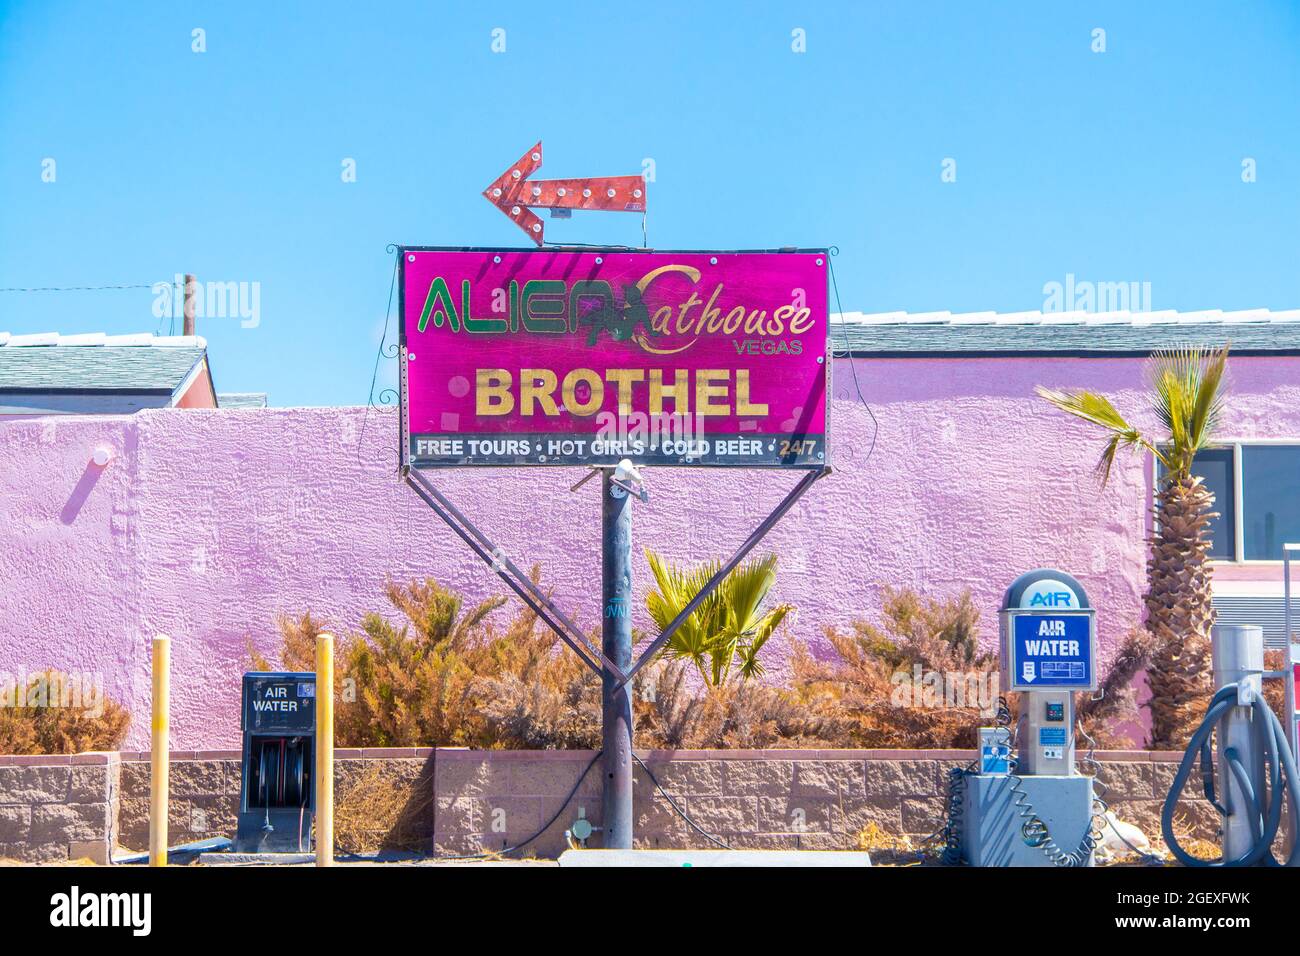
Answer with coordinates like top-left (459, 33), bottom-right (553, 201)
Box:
top-left (601, 468), bottom-right (634, 848)
top-left (182, 273), bottom-right (196, 336)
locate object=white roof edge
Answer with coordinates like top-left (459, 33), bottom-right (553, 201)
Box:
top-left (0, 332), bottom-right (207, 348)
top-left (4, 332), bottom-right (60, 347)
top-left (832, 309), bottom-right (1300, 327)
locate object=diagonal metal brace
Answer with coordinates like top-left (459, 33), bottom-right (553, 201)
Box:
top-left (404, 466), bottom-right (628, 682)
top-left (614, 466), bottom-right (828, 690)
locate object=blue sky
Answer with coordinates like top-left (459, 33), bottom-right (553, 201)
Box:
top-left (1, 0), bottom-right (1296, 407)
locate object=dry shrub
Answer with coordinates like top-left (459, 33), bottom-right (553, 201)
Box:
top-left (255, 580), bottom-right (1158, 753)
top-left (789, 588), bottom-right (997, 748)
top-left (247, 612), bottom-right (321, 672)
top-left (334, 762), bottom-right (431, 854)
top-left (472, 612), bottom-right (601, 749)
top-left (857, 822), bottom-right (917, 853)
top-left (0, 671), bottom-right (130, 755)
top-left (1078, 629), bottom-right (1156, 748)
top-left (1159, 810), bottom-right (1218, 862)
top-left (1263, 649), bottom-right (1289, 723)
top-left (634, 660), bottom-right (834, 749)
top-left (252, 573), bottom-right (603, 749)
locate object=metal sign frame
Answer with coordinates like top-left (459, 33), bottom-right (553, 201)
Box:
top-left (395, 243), bottom-right (832, 851)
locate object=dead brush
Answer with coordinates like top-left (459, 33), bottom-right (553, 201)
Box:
top-left (1157, 810), bottom-right (1218, 862)
top-left (333, 762), bottom-right (431, 854)
top-left (252, 580), bottom-right (1156, 753)
top-left (1077, 629), bottom-right (1156, 747)
top-left (250, 572), bottom-right (605, 749)
top-left (472, 606), bottom-right (602, 749)
top-left (0, 670), bottom-right (130, 755)
top-left (634, 659), bottom-right (837, 749)
top-left (791, 589), bottom-right (1152, 748)
top-left (789, 588), bottom-right (998, 748)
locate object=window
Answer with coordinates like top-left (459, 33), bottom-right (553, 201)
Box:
top-left (1188, 447), bottom-right (1236, 560)
top-left (1168, 443), bottom-right (1300, 562)
top-left (1242, 446), bottom-right (1300, 560)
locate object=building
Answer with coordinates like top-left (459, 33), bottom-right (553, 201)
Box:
top-left (839, 307), bottom-right (1300, 641)
top-left (0, 331), bottom-right (269, 414)
top-left (1, 308), bottom-right (1297, 747)
top-left (0, 332), bottom-right (217, 414)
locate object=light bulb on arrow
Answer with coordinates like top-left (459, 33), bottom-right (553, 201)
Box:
top-left (482, 141), bottom-right (646, 246)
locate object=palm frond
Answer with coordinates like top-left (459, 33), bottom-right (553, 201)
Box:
top-left (1035, 386), bottom-right (1136, 437)
top-left (1035, 385), bottom-right (1162, 483)
top-left (721, 554), bottom-right (778, 632)
top-left (1146, 345), bottom-right (1230, 479)
top-left (644, 550), bottom-right (789, 686)
top-left (738, 603), bottom-right (793, 681)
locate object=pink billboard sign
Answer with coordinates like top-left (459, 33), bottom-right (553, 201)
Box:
top-left (399, 247), bottom-right (829, 468)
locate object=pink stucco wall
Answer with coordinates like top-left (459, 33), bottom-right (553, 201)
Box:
top-left (3, 355), bottom-right (1296, 748)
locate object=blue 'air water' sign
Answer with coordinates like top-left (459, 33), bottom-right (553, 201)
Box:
top-left (1011, 614), bottom-right (1092, 689)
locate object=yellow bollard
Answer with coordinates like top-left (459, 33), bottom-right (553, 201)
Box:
top-left (315, 633), bottom-right (334, 866)
top-left (149, 635), bottom-right (170, 867)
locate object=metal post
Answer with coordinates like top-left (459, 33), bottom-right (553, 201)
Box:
top-left (149, 634), bottom-right (170, 867)
top-left (1212, 624), bottom-right (1266, 863)
top-left (315, 633), bottom-right (335, 866)
top-left (1284, 545), bottom-right (1299, 761)
top-left (601, 469), bottom-right (634, 848)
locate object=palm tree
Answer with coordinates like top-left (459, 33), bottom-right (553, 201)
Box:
top-left (645, 551), bottom-right (792, 687)
top-left (1036, 345), bottom-right (1229, 748)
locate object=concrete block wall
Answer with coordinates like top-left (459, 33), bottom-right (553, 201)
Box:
top-left (114, 749), bottom-right (441, 853)
top-left (2, 748), bottom-right (1206, 861)
top-left (0, 753), bottom-right (120, 863)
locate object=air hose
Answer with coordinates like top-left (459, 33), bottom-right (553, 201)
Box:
top-left (1160, 684), bottom-right (1300, 867)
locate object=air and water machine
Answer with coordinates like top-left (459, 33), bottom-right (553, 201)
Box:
top-left (957, 569), bottom-right (1101, 866)
top-left (954, 570), bottom-right (1300, 866)
top-left (234, 672), bottom-right (317, 853)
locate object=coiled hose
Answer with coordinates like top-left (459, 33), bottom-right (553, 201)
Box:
top-left (936, 697), bottom-right (1109, 865)
top-left (1160, 684), bottom-right (1300, 867)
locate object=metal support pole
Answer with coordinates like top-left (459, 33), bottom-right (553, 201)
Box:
top-left (1284, 545), bottom-right (1299, 761)
top-left (149, 634), bottom-right (170, 867)
top-left (601, 469), bottom-right (634, 849)
top-left (404, 467), bottom-right (624, 681)
top-left (316, 633), bottom-right (335, 867)
top-left (1212, 624), bottom-right (1266, 863)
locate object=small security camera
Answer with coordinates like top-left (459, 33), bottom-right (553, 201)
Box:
top-left (613, 458), bottom-right (643, 484)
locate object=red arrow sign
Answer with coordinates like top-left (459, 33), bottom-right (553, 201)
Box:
top-left (482, 141), bottom-right (646, 245)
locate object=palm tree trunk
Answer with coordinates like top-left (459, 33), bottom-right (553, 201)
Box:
top-left (1145, 475), bottom-right (1217, 748)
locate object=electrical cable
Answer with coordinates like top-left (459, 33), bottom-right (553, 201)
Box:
top-left (367, 245), bottom-right (400, 411)
top-left (425, 749), bottom-right (605, 862)
top-left (357, 244), bottom-right (402, 469)
top-left (631, 751), bottom-right (730, 849)
top-left (1160, 684), bottom-right (1300, 867)
top-left (826, 250), bottom-right (878, 468)
top-left (0, 283), bottom-right (153, 293)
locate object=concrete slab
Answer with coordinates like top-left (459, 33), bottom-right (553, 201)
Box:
top-left (198, 852), bottom-right (315, 866)
top-left (557, 849), bottom-right (871, 867)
